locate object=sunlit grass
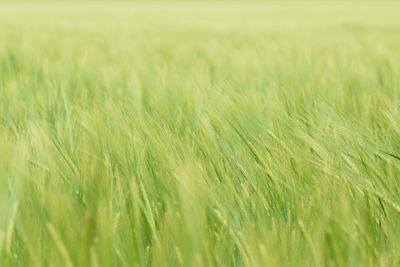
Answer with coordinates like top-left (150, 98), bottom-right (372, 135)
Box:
top-left (1, 2), bottom-right (400, 266)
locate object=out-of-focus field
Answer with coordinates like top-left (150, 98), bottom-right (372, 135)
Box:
top-left (1, 2), bottom-right (400, 266)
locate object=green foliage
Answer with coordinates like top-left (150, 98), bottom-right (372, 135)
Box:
top-left (1, 2), bottom-right (400, 266)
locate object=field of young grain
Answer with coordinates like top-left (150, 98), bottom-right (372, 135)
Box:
top-left (1, 2), bottom-right (400, 266)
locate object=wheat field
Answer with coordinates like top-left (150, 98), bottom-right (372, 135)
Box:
top-left (1, 2), bottom-right (400, 266)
